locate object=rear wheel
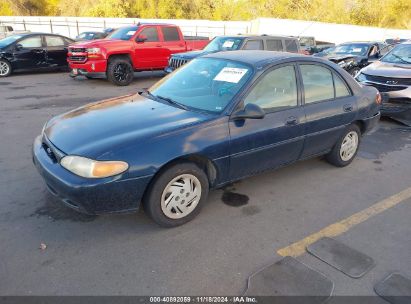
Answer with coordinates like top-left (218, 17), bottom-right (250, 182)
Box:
top-left (326, 124), bottom-right (361, 167)
top-left (107, 57), bottom-right (134, 86)
top-left (0, 59), bottom-right (12, 77)
top-left (143, 162), bottom-right (209, 227)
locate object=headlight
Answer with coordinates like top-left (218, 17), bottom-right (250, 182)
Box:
top-left (86, 48), bottom-right (101, 54)
top-left (60, 156), bottom-right (128, 178)
top-left (356, 72), bottom-right (367, 82)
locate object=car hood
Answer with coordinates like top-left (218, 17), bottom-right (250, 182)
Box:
top-left (172, 50), bottom-right (215, 60)
top-left (44, 93), bottom-right (213, 158)
top-left (361, 61), bottom-right (411, 78)
top-left (323, 54), bottom-right (359, 62)
top-left (70, 38), bottom-right (131, 49)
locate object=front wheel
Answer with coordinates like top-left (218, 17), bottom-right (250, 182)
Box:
top-left (107, 58), bottom-right (134, 86)
top-left (143, 162), bottom-right (209, 227)
top-left (326, 124), bottom-right (361, 167)
top-left (0, 59), bottom-right (12, 77)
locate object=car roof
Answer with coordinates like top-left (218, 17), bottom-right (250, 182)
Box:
top-left (340, 41), bottom-right (378, 45)
top-left (217, 34), bottom-right (298, 40)
top-left (204, 50), bottom-right (307, 67)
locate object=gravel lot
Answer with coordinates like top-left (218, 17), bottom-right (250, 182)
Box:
top-left (0, 71), bottom-right (410, 297)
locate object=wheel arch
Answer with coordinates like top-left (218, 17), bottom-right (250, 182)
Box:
top-left (353, 120), bottom-right (366, 134)
top-left (107, 53), bottom-right (132, 64)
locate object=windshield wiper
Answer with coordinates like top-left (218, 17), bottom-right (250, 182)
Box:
top-left (155, 95), bottom-right (189, 110)
top-left (390, 53), bottom-right (411, 64)
top-left (138, 89), bottom-right (157, 100)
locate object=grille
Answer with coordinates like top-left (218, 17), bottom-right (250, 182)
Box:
top-left (169, 58), bottom-right (189, 70)
top-left (69, 55), bottom-right (87, 63)
top-left (364, 74), bottom-right (411, 86)
top-left (70, 47), bottom-right (86, 53)
top-left (42, 142), bottom-right (58, 163)
top-left (365, 82), bottom-right (407, 93)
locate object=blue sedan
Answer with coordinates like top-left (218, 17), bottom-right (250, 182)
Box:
top-left (33, 51), bottom-right (381, 227)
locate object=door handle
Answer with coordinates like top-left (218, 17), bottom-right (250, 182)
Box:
top-left (285, 116), bottom-right (298, 126)
top-left (343, 104), bottom-right (353, 112)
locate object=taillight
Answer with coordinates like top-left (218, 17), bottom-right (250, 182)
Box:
top-left (375, 92), bottom-right (382, 105)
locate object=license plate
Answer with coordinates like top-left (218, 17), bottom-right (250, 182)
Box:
top-left (72, 68), bottom-right (78, 75)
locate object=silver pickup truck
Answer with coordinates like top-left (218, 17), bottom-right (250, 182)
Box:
top-left (0, 26), bottom-right (29, 39)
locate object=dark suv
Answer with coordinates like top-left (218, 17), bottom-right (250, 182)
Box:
top-left (165, 35), bottom-right (301, 73)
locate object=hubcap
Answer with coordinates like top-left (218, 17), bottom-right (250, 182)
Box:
top-left (113, 63), bottom-right (131, 82)
top-left (340, 131), bottom-right (359, 161)
top-left (161, 174), bottom-right (202, 219)
top-left (0, 61), bottom-right (10, 76)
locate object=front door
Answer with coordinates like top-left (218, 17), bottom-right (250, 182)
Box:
top-left (229, 64), bottom-right (305, 179)
top-left (298, 63), bottom-right (357, 158)
top-left (133, 26), bottom-right (163, 69)
top-left (13, 35), bottom-right (47, 70)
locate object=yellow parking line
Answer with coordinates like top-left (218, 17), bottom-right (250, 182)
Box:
top-left (277, 186), bottom-right (411, 257)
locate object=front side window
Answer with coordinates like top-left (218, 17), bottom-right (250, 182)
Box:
top-left (139, 27), bottom-right (159, 42)
top-left (149, 58), bottom-right (253, 113)
top-left (267, 39), bottom-right (283, 51)
top-left (19, 36), bottom-right (42, 48)
top-left (244, 65), bottom-right (298, 112)
top-left (300, 65), bottom-right (334, 103)
top-left (243, 40), bottom-right (263, 50)
top-left (162, 27), bottom-right (180, 41)
top-left (285, 40), bottom-right (299, 52)
top-left (45, 36), bottom-right (65, 47)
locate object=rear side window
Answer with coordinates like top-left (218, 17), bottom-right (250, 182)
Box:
top-left (244, 65), bottom-right (298, 112)
top-left (300, 64), bottom-right (334, 103)
top-left (285, 39), bottom-right (299, 53)
top-left (162, 27), bottom-right (180, 41)
top-left (45, 36), bottom-right (65, 47)
top-left (243, 40), bottom-right (263, 50)
top-left (19, 36), bottom-right (42, 48)
top-left (267, 39), bottom-right (283, 51)
top-left (139, 27), bottom-right (159, 42)
top-left (334, 73), bottom-right (350, 98)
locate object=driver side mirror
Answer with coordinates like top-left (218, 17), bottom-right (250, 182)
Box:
top-left (136, 35), bottom-right (147, 43)
top-left (15, 43), bottom-right (23, 51)
top-left (231, 103), bottom-right (265, 120)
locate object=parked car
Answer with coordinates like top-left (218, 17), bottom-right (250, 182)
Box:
top-left (67, 23), bottom-right (210, 86)
top-left (356, 42), bottom-right (411, 126)
top-left (314, 41), bottom-right (393, 76)
top-left (298, 36), bottom-right (335, 55)
top-left (385, 38), bottom-right (409, 45)
top-left (0, 25), bottom-right (29, 39)
top-left (33, 51), bottom-right (381, 227)
top-left (75, 31), bottom-right (107, 41)
top-left (165, 35), bottom-right (301, 73)
top-left (0, 33), bottom-right (74, 77)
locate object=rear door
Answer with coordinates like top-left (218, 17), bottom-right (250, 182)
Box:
top-left (13, 35), bottom-right (47, 70)
top-left (298, 63), bottom-right (356, 158)
top-left (160, 26), bottom-right (186, 66)
top-left (44, 35), bottom-right (69, 67)
top-left (229, 64), bottom-right (305, 179)
top-left (133, 26), bottom-right (163, 69)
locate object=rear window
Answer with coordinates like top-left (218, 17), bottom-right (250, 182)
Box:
top-left (285, 40), bottom-right (299, 53)
top-left (162, 27), bottom-right (180, 41)
top-left (267, 39), bottom-right (283, 51)
top-left (243, 40), bottom-right (263, 50)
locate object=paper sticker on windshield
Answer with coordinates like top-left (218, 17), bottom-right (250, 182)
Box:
top-left (352, 48), bottom-right (362, 52)
top-left (126, 31), bottom-right (136, 36)
top-left (214, 67), bottom-right (248, 83)
top-left (222, 40), bottom-right (235, 48)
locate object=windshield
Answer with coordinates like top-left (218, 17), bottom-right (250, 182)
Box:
top-left (0, 35), bottom-right (24, 47)
top-left (326, 43), bottom-right (370, 56)
top-left (78, 32), bottom-right (96, 40)
top-left (203, 37), bottom-right (244, 52)
top-left (381, 44), bottom-right (411, 64)
top-left (149, 58), bottom-right (253, 113)
top-left (107, 26), bottom-right (138, 41)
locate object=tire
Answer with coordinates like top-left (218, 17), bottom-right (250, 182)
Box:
top-left (0, 59), bottom-right (12, 77)
top-left (106, 57), bottom-right (134, 86)
top-left (326, 124), bottom-right (361, 167)
top-left (143, 162), bottom-right (209, 227)
top-left (347, 67), bottom-right (360, 77)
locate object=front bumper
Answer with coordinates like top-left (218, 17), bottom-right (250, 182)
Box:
top-left (68, 59), bottom-right (107, 77)
top-left (164, 66), bottom-right (174, 74)
top-left (32, 136), bottom-right (153, 215)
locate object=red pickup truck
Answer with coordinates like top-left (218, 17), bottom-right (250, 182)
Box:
top-left (67, 23), bottom-right (209, 86)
